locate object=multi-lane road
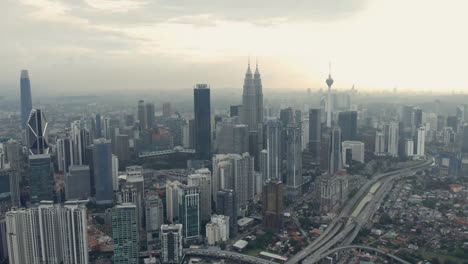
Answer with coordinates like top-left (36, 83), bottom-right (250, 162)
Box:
top-left (287, 159), bottom-right (433, 264)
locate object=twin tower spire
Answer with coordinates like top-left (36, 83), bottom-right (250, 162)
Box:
top-left (242, 58), bottom-right (264, 132)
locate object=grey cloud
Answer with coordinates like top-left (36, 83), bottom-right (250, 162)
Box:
top-left (61, 0), bottom-right (368, 26)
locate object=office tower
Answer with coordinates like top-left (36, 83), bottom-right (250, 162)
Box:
top-left (266, 120), bottom-right (282, 180)
top-left (462, 124), bottom-right (468, 153)
top-left (6, 208), bottom-right (41, 264)
top-left (259, 149), bottom-right (268, 184)
top-left (29, 154), bottom-right (53, 202)
top-left (70, 120), bottom-right (91, 166)
top-left (188, 169), bottom-right (212, 223)
top-left (216, 189), bottom-right (238, 236)
top-left (446, 116), bottom-right (458, 132)
top-left (262, 180), bottom-right (284, 232)
top-left (95, 114), bottom-right (102, 138)
top-left (137, 100), bottom-right (147, 130)
top-left (232, 153), bottom-right (254, 211)
top-left (230, 105), bottom-right (241, 117)
top-left (308, 109), bottom-right (321, 164)
top-left (374, 132), bottom-right (386, 155)
top-left (302, 118), bottom-right (309, 151)
top-left (102, 118), bottom-right (111, 139)
top-left (0, 215), bottom-right (7, 262)
top-left (387, 121), bottom-right (399, 156)
top-left (401, 105), bottom-right (414, 130)
top-left (326, 71), bottom-right (334, 127)
top-left (162, 102), bottom-right (172, 118)
top-left (338, 111), bottom-right (357, 141)
top-left (441, 126), bottom-right (454, 145)
top-left (145, 194), bottom-right (164, 250)
top-left (329, 127), bottom-right (342, 174)
top-left (20, 70), bottom-right (33, 130)
top-left (206, 215), bottom-right (230, 245)
top-left (416, 126), bottom-right (426, 158)
top-left (160, 224), bottom-right (183, 264)
top-left (194, 84), bottom-right (212, 160)
top-left (66, 165), bottom-right (91, 200)
top-left (121, 166), bottom-right (145, 231)
top-left (241, 61), bottom-right (264, 132)
top-left (178, 184), bottom-right (200, 242)
top-left (0, 169), bottom-right (20, 208)
top-left (57, 138), bottom-right (72, 173)
top-left (284, 125), bottom-right (302, 195)
top-left (115, 134), bottom-right (130, 161)
top-left (27, 109), bottom-right (49, 155)
top-left (111, 154), bottom-right (119, 191)
top-left (280, 107), bottom-right (294, 127)
top-left (211, 155), bottom-right (233, 204)
top-left (112, 204), bottom-right (138, 264)
top-left (92, 139), bottom-right (113, 204)
top-left (215, 119), bottom-right (249, 154)
top-left (145, 103), bottom-right (155, 128)
top-left (166, 181), bottom-right (182, 223)
top-left (341, 141), bottom-right (365, 166)
top-left (413, 108), bottom-right (423, 131)
top-left (60, 201), bottom-right (89, 264)
top-left (320, 131), bottom-right (331, 172)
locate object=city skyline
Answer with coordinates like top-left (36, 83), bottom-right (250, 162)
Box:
top-left (1, 0), bottom-right (468, 94)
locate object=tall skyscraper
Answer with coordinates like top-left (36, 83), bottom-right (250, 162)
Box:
top-left (60, 201), bottom-right (89, 264)
top-left (216, 189), bottom-right (238, 236)
top-left (285, 125), bottom-right (302, 195)
top-left (308, 109), bottom-right (321, 164)
top-left (20, 70), bottom-right (33, 130)
top-left (338, 111), bottom-right (357, 141)
top-left (160, 224), bottom-right (183, 264)
top-left (145, 194), bottom-right (164, 250)
top-left (329, 127), bottom-right (342, 174)
top-left (194, 84), bottom-right (211, 160)
top-left (178, 185), bottom-right (200, 243)
top-left (27, 109), bottom-right (49, 155)
top-left (266, 120), bottom-right (282, 181)
top-left (166, 181), bottom-right (182, 224)
top-left (326, 70), bottom-right (334, 128)
top-left (162, 102), bottom-right (172, 118)
top-left (115, 134), bottom-right (130, 161)
top-left (138, 100), bottom-right (147, 130)
top-left (95, 114), bottom-right (102, 138)
top-left (462, 124), bottom-right (468, 153)
top-left (262, 180), bottom-right (284, 232)
top-left (241, 61), bottom-right (264, 132)
top-left (111, 204), bottom-right (139, 264)
top-left (387, 121), bottom-right (399, 156)
top-left (416, 126), bottom-right (426, 158)
top-left (145, 103), bottom-right (155, 128)
top-left (92, 139), bottom-right (113, 204)
top-left (66, 165), bottom-right (91, 200)
top-left (188, 169), bottom-right (212, 223)
top-left (29, 154), bottom-right (53, 202)
top-left (57, 138), bottom-right (72, 173)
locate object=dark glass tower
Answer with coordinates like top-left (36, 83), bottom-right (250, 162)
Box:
top-left (308, 109), bottom-right (321, 164)
top-left (92, 138), bottom-right (113, 204)
top-left (27, 109), bottom-right (49, 155)
top-left (338, 111), bottom-right (357, 141)
top-left (216, 189), bottom-right (238, 236)
top-left (20, 70), bottom-right (33, 129)
top-left (194, 84), bottom-right (211, 160)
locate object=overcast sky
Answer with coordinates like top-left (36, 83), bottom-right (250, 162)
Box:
top-left (1, 0), bottom-right (467, 95)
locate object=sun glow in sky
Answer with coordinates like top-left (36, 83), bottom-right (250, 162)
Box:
top-left (1, 0), bottom-right (467, 93)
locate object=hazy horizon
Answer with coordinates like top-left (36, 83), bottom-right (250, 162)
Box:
top-left (1, 0), bottom-right (468, 94)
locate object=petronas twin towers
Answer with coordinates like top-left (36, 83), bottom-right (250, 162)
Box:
top-left (241, 62), bottom-right (263, 132)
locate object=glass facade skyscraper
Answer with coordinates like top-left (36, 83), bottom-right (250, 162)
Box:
top-left (28, 154), bottom-right (53, 202)
top-left (194, 84), bottom-right (211, 160)
top-left (20, 70), bottom-right (32, 130)
top-left (111, 204), bottom-right (138, 264)
top-left (92, 139), bottom-right (113, 204)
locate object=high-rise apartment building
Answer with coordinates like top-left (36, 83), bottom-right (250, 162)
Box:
top-left (416, 126), bottom-right (426, 158)
top-left (166, 181), bottom-right (182, 224)
top-left (188, 169), bottom-right (212, 223)
top-left (194, 84), bottom-right (211, 160)
top-left (262, 180), bottom-right (284, 232)
top-left (284, 125), bottom-right (302, 195)
top-left (160, 224), bottom-right (183, 264)
top-left (162, 102), bottom-right (172, 118)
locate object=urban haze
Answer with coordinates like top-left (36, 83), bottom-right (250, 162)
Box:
top-left (0, 1), bottom-right (467, 264)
